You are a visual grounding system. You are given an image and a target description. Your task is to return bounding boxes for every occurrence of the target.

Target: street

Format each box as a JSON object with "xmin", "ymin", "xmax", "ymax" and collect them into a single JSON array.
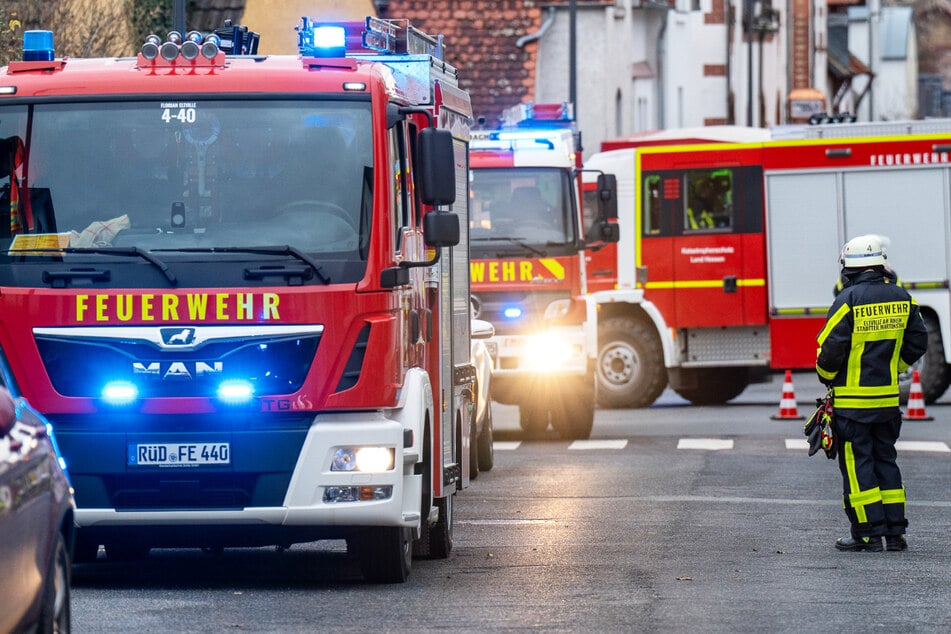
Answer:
[{"xmin": 71, "ymin": 372, "xmax": 951, "ymax": 632}]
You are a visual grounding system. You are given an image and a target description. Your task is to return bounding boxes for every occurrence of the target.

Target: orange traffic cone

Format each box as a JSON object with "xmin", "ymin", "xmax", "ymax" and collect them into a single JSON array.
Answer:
[
  {"xmin": 904, "ymin": 370, "xmax": 933, "ymax": 421},
  {"xmin": 771, "ymin": 370, "xmax": 804, "ymax": 420}
]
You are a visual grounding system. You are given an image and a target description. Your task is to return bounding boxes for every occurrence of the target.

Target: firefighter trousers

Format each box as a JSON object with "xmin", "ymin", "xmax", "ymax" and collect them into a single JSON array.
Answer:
[{"xmin": 833, "ymin": 414, "xmax": 908, "ymax": 539}]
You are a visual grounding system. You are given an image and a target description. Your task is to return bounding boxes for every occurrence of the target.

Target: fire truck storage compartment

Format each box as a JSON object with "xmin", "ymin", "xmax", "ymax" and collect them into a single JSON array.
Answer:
[{"xmin": 766, "ymin": 164, "xmax": 951, "ymax": 370}]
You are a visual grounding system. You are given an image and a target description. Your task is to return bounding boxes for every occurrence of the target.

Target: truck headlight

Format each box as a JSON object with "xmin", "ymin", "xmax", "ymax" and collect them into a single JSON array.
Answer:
[
  {"xmin": 331, "ymin": 447, "xmax": 395, "ymax": 472},
  {"xmin": 523, "ymin": 333, "xmax": 576, "ymax": 370}
]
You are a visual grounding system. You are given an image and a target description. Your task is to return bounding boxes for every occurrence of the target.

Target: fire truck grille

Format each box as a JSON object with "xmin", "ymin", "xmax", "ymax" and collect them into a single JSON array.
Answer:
[
  {"xmin": 35, "ymin": 333, "xmax": 321, "ymax": 398},
  {"xmin": 470, "ymin": 290, "xmax": 569, "ymax": 336}
]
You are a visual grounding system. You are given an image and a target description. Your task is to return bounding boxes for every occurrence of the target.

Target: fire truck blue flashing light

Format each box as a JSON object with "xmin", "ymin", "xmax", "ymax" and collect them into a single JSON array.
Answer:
[
  {"xmin": 503, "ymin": 307, "xmax": 523, "ymax": 320},
  {"xmin": 22, "ymin": 30, "xmax": 55, "ymax": 61},
  {"xmin": 297, "ymin": 18, "xmax": 347, "ymax": 57},
  {"xmin": 217, "ymin": 379, "xmax": 255, "ymax": 404},
  {"xmin": 102, "ymin": 381, "xmax": 138, "ymax": 405}
]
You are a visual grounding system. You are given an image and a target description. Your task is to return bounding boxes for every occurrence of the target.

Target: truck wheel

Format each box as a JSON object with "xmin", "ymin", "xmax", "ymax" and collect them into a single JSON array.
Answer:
[
  {"xmin": 597, "ymin": 317, "xmax": 667, "ymax": 409},
  {"xmin": 519, "ymin": 403, "xmax": 549, "ymax": 434},
  {"xmin": 477, "ymin": 401, "xmax": 494, "ymax": 472},
  {"xmin": 899, "ymin": 312, "xmax": 951, "ymax": 404},
  {"xmin": 550, "ymin": 380, "xmax": 595, "ymax": 440},
  {"xmin": 671, "ymin": 367, "xmax": 748, "ymax": 405},
  {"xmin": 37, "ymin": 531, "xmax": 71, "ymax": 633},
  {"xmin": 352, "ymin": 526, "xmax": 413, "ymax": 583},
  {"xmin": 468, "ymin": 416, "xmax": 480, "ymax": 480}
]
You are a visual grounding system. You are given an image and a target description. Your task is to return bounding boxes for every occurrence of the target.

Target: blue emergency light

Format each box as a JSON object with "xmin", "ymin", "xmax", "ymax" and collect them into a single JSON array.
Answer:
[
  {"xmin": 503, "ymin": 307, "xmax": 523, "ymax": 320},
  {"xmin": 297, "ymin": 18, "xmax": 347, "ymax": 57},
  {"xmin": 22, "ymin": 30, "xmax": 54, "ymax": 62},
  {"xmin": 217, "ymin": 379, "xmax": 255, "ymax": 404},
  {"xmin": 101, "ymin": 381, "xmax": 138, "ymax": 405}
]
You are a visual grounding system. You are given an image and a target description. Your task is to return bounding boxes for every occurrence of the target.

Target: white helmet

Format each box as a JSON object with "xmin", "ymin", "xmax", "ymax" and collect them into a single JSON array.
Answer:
[{"xmin": 840, "ymin": 234, "xmax": 886, "ymax": 268}]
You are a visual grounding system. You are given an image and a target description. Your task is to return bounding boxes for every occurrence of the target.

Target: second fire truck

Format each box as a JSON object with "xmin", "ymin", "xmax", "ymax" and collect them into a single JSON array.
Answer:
[
  {"xmin": 468, "ymin": 103, "xmax": 618, "ymax": 438},
  {"xmin": 584, "ymin": 119, "xmax": 951, "ymax": 407},
  {"xmin": 0, "ymin": 17, "xmax": 472, "ymax": 583}
]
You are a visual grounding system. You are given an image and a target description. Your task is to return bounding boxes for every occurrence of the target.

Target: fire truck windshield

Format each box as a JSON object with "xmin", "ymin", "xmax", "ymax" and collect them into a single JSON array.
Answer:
[
  {"xmin": 0, "ymin": 99, "xmax": 373, "ymax": 282},
  {"xmin": 469, "ymin": 167, "xmax": 575, "ymax": 253}
]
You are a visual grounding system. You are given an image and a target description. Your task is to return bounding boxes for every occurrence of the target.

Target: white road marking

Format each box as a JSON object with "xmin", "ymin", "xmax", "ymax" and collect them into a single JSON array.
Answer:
[
  {"xmin": 568, "ymin": 439, "xmax": 628, "ymax": 450},
  {"xmin": 785, "ymin": 439, "xmax": 810, "ymax": 450},
  {"xmin": 895, "ymin": 440, "xmax": 950, "ymax": 453},
  {"xmin": 677, "ymin": 438, "xmax": 734, "ymax": 450},
  {"xmin": 493, "ymin": 441, "xmax": 521, "ymax": 451}
]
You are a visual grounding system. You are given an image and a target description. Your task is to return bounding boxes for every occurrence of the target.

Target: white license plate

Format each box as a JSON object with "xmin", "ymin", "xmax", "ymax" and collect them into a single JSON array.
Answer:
[{"xmin": 129, "ymin": 442, "xmax": 230, "ymax": 467}]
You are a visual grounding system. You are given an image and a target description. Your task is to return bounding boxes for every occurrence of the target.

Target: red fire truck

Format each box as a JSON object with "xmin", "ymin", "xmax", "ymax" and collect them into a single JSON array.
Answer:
[
  {"xmin": 0, "ymin": 17, "xmax": 473, "ymax": 583},
  {"xmin": 584, "ymin": 119, "xmax": 951, "ymax": 408},
  {"xmin": 468, "ymin": 103, "xmax": 617, "ymax": 439}
]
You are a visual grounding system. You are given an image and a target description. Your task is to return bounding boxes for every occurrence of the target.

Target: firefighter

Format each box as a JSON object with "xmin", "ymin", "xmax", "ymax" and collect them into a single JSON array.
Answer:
[{"xmin": 816, "ymin": 234, "xmax": 928, "ymax": 552}]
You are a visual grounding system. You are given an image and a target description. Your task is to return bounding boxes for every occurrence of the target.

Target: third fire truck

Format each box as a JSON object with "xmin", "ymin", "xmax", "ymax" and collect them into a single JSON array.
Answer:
[
  {"xmin": 468, "ymin": 103, "xmax": 617, "ymax": 438},
  {"xmin": 584, "ymin": 119, "xmax": 951, "ymax": 407},
  {"xmin": 0, "ymin": 16, "xmax": 472, "ymax": 583}
]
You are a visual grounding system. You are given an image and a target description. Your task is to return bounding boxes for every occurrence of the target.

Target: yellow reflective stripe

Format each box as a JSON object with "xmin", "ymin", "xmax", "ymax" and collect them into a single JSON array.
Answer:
[
  {"xmin": 643, "ymin": 278, "xmax": 765, "ymax": 290},
  {"xmin": 816, "ymin": 365, "xmax": 837, "ymax": 381},
  {"xmin": 835, "ymin": 385, "xmax": 898, "ymax": 397},
  {"xmin": 881, "ymin": 487, "xmax": 906, "ymax": 505},
  {"xmin": 773, "ymin": 307, "xmax": 830, "ymax": 316},
  {"xmin": 833, "ymin": 395, "xmax": 900, "ymax": 409},
  {"xmin": 849, "ymin": 486, "xmax": 882, "ymax": 508},
  {"xmin": 538, "ymin": 258, "xmax": 565, "ymax": 280},
  {"xmin": 843, "ymin": 441, "xmax": 868, "ymax": 523},
  {"xmin": 817, "ymin": 303, "xmax": 851, "ymax": 345}
]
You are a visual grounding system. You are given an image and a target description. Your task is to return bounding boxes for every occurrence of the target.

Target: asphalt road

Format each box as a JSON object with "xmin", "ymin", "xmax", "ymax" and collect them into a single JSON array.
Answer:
[{"xmin": 71, "ymin": 372, "xmax": 951, "ymax": 632}]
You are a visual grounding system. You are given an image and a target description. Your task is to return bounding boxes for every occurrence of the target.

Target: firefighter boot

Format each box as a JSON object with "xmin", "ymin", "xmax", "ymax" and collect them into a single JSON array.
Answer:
[
  {"xmin": 835, "ymin": 535, "xmax": 883, "ymax": 552},
  {"xmin": 885, "ymin": 535, "xmax": 908, "ymax": 551}
]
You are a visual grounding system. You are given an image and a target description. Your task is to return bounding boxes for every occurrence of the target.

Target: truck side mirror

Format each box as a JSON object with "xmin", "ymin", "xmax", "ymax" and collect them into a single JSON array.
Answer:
[
  {"xmin": 423, "ymin": 211, "xmax": 460, "ymax": 248},
  {"xmin": 598, "ymin": 173, "xmax": 618, "ymax": 220},
  {"xmin": 417, "ymin": 128, "xmax": 456, "ymax": 206}
]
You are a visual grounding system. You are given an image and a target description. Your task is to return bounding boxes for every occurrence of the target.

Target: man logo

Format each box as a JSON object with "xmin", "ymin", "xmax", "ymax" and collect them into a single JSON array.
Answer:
[{"xmin": 161, "ymin": 327, "xmax": 195, "ymax": 346}]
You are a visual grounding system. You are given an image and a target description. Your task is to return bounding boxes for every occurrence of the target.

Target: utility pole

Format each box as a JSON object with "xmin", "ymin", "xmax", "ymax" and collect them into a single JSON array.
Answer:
[{"xmin": 569, "ymin": 0, "xmax": 577, "ymax": 117}]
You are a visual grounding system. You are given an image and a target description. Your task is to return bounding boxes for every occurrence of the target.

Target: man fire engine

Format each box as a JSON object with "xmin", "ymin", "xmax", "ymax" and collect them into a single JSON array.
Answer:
[
  {"xmin": 583, "ymin": 119, "xmax": 951, "ymax": 408},
  {"xmin": 468, "ymin": 103, "xmax": 618, "ymax": 439},
  {"xmin": 0, "ymin": 17, "xmax": 473, "ymax": 583}
]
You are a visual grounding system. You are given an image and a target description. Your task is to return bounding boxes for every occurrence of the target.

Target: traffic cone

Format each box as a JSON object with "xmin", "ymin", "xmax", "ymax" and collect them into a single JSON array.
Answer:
[
  {"xmin": 771, "ymin": 370, "xmax": 804, "ymax": 420},
  {"xmin": 904, "ymin": 370, "xmax": 933, "ymax": 421}
]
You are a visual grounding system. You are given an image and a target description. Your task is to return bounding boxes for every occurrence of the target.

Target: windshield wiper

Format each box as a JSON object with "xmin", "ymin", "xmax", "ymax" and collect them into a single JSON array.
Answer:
[
  {"xmin": 470, "ymin": 237, "xmax": 547, "ymax": 258},
  {"xmin": 153, "ymin": 245, "xmax": 331, "ymax": 284},
  {"xmin": 26, "ymin": 246, "xmax": 177, "ymax": 285}
]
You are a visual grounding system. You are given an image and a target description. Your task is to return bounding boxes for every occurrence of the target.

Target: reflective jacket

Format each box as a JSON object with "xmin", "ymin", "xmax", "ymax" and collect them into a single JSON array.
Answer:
[{"xmin": 816, "ymin": 268, "xmax": 928, "ymax": 423}]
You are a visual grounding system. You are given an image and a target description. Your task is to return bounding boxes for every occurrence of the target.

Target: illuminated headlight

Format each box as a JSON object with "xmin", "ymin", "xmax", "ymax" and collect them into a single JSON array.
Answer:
[
  {"xmin": 217, "ymin": 379, "xmax": 255, "ymax": 403},
  {"xmin": 523, "ymin": 333, "xmax": 578, "ymax": 370},
  {"xmin": 543, "ymin": 299, "xmax": 571, "ymax": 320},
  {"xmin": 102, "ymin": 381, "xmax": 138, "ymax": 405},
  {"xmin": 323, "ymin": 485, "xmax": 393, "ymax": 503},
  {"xmin": 331, "ymin": 447, "xmax": 395, "ymax": 472}
]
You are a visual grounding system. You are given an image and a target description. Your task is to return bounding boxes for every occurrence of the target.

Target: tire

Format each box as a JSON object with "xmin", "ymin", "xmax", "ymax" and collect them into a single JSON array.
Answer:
[
  {"xmin": 518, "ymin": 402, "xmax": 549, "ymax": 434},
  {"xmin": 426, "ymin": 494, "xmax": 453, "ymax": 559},
  {"xmin": 670, "ymin": 367, "xmax": 748, "ymax": 405},
  {"xmin": 899, "ymin": 312, "xmax": 951, "ymax": 404},
  {"xmin": 596, "ymin": 317, "xmax": 668, "ymax": 409},
  {"xmin": 477, "ymin": 401, "xmax": 495, "ymax": 472},
  {"xmin": 37, "ymin": 531, "xmax": 71, "ymax": 634},
  {"xmin": 468, "ymin": 416, "xmax": 480, "ymax": 480},
  {"xmin": 550, "ymin": 380, "xmax": 595, "ymax": 440},
  {"xmin": 352, "ymin": 526, "xmax": 413, "ymax": 583}
]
